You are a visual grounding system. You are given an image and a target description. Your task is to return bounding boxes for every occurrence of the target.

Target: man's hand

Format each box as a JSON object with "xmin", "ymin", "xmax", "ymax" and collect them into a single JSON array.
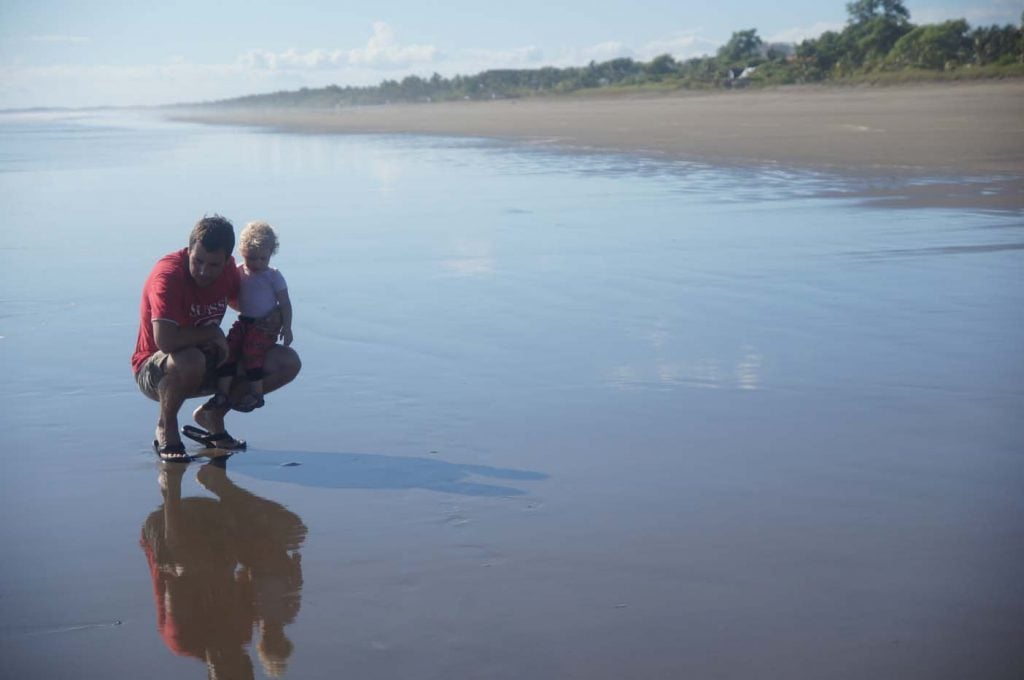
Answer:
[
  {"xmin": 280, "ymin": 327, "xmax": 294, "ymax": 347},
  {"xmin": 154, "ymin": 319, "xmax": 228, "ymax": 363},
  {"xmin": 199, "ymin": 330, "xmax": 230, "ymax": 367}
]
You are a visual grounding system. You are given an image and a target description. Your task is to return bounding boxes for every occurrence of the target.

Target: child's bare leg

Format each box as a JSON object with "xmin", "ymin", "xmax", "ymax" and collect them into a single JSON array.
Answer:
[
  {"xmin": 227, "ymin": 358, "xmax": 266, "ymax": 412},
  {"xmin": 215, "ymin": 375, "xmax": 233, "ymax": 397},
  {"xmin": 241, "ymin": 372, "xmax": 265, "ymax": 409},
  {"xmin": 228, "ymin": 345, "xmax": 300, "ymax": 413},
  {"xmin": 229, "ymin": 326, "xmax": 275, "ymax": 411},
  {"xmin": 198, "ymin": 361, "xmax": 237, "ymax": 414}
]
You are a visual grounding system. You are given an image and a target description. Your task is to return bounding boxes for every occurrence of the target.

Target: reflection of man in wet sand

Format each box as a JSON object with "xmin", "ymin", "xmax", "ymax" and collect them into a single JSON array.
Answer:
[
  {"xmin": 132, "ymin": 215, "xmax": 301, "ymax": 461},
  {"xmin": 140, "ymin": 462, "xmax": 307, "ymax": 679},
  {"xmin": 200, "ymin": 464, "xmax": 306, "ymax": 677}
]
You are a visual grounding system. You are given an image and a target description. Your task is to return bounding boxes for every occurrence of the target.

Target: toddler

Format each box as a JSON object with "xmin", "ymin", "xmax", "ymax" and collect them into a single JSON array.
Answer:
[{"xmin": 211, "ymin": 220, "xmax": 293, "ymax": 412}]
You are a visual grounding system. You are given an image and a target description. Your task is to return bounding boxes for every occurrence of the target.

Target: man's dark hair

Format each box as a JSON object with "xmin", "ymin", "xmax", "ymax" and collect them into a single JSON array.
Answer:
[{"xmin": 188, "ymin": 214, "xmax": 235, "ymax": 255}]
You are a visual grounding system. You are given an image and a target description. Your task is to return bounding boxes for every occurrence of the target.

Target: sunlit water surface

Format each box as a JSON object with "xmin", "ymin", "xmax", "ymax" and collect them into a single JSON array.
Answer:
[{"xmin": 1, "ymin": 111, "xmax": 1022, "ymax": 679}]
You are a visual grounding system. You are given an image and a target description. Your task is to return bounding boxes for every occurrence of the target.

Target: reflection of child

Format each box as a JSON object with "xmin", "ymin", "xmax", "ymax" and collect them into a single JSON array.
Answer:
[
  {"xmin": 253, "ymin": 551, "xmax": 303, "ymax": 678},
  {"xmin": 214, "ymin": 221, "xmax": 293, "ymax": 412}
]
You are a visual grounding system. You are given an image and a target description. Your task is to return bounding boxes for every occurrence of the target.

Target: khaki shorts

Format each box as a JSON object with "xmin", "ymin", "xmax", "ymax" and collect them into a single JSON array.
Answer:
[{"xmin": 134, "ymin": 351, "xmax": 218, "ymax": 401}]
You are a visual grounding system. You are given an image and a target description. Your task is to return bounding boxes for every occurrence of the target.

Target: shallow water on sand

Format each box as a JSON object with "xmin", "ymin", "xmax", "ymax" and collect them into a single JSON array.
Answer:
[{"xmin": 1, "ymin": 111, "xmax": 1022, "ymax": 679}]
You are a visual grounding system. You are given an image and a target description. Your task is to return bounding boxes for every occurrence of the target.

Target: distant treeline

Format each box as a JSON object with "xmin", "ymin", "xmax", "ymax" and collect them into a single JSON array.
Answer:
[{"xmin": 204, "ymin": 1, "xmax": 1024, "ymax": 108}]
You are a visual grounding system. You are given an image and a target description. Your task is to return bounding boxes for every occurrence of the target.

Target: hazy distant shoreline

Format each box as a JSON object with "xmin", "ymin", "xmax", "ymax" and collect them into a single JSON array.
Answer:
[{"xmin": 172, "ymin": 81, "xmax": 1024, "ymax": 208}]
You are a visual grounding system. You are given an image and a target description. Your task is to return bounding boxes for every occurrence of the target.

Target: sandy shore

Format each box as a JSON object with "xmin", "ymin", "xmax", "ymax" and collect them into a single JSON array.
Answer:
[
  {"xmin": 5, "ymin": 109, "xmax": 1024, "ymax": 679},
  {"xmin": 175, "ymin": 81, "xmax": 1024, "ymax": 176}
]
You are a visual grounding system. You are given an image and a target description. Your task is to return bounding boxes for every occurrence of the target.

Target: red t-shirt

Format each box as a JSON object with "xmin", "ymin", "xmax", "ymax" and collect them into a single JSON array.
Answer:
[{"xmin": 132, "ymin": 248, "xmax": 240, "ymax": 374}]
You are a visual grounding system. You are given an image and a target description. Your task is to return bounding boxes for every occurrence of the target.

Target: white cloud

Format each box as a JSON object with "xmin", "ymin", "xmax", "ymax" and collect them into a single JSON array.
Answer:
[
  {"xmin": 501, "ymin": 34, "xmax": 718, "ymax": 70},
  {"xmin": 446, "ymin": 41, "xmax": 631, "ymax": 73},
  {"xmin": 347, "ymin": 22, "xmax": 438, "ymax": 68},
  {"xmin": 460, "ymin": 34, "xmax": 717, "ymax": 74},
  {"xmin": 638, "ymin": 32, "xmax": 719, "ymax": 59},
  {"xmin": 576, "ymin": 41, "xmax": 635, "ymax": 62},
  {"xmin": 277, "ymin": 48, "xmax": 343, "ymax": 69},
  {"xmin": 236, "ymin": 23, "xmax": 438, "ymax": 73},
  {"xmin": 457, "ymin": 45, "xmax": 545, "ymax": 69},
  {"xmin": 0, "ymin": 60, "xmax": 303, "ymax": 108},
  {"xmin": 29, "ymin": 34, "xmax": 90, "ymax": 44},
  {"xmin": 238, "ymin": 49, "xmax": 277, "ymax": 70},
  {"xmin": 766, "ymin": 21, "xmax": 844, "ymax": 44},
  {"xmin": 240, "ymin": 47, "xmax": 346, "ymax": 70}
]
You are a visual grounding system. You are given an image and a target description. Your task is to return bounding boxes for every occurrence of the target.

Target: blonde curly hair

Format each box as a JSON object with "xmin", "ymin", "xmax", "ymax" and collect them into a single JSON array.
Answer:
[{"xmin": 240, "ymin": 220, "xmax": 280, "ymax": 255}]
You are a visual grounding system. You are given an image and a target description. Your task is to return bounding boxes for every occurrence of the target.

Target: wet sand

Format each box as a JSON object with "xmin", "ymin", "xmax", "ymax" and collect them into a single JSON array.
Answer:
[
  {"xmin": 2, "ymin": 109, "xmax": 1023, "ymax": 679},
  {"xmin": 173, "ymin": 81, "xmax": 1024, "ymax": 209}
]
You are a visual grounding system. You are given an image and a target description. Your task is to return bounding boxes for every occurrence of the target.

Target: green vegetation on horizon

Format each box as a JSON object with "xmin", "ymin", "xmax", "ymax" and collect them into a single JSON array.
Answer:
[{"xmin": 202, "ymin": 1, "xmax": 1024, "ymax": 108}]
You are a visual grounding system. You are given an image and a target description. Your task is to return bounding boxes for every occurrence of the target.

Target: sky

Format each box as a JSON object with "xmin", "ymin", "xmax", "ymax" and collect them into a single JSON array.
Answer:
[{"xmin": 0, "ymin": 0, "xmax": 1021, "ymax": 109}]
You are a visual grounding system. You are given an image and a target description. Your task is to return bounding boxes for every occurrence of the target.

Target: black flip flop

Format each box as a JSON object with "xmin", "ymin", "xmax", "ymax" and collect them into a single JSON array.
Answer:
[
  {"xmin": 153, "ymin": 440, "xmax": 192, "ymax": 463},
  {"xmin": 182, "ymin": 425, "xmax": 247, "ymax": 451}
]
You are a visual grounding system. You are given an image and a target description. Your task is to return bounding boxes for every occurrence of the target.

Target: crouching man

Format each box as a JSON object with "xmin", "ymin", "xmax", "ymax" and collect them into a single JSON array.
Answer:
[{"xmin": 131, "ymin": 215, "xmax": 300, "ymax": 461}]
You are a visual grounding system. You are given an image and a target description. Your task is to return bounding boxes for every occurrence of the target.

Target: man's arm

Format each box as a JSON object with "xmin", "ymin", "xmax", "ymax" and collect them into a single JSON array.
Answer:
[
  {"xmin": 276, "ymin": 289, "xmax": 293, "ymax": 346},
  {"xmin": 153, "ymin": 320, "xmax": 228, "ymax": 363}
]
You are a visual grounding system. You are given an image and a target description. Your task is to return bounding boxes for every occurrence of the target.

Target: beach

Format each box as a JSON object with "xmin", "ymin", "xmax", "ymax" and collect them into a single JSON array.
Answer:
[
  {"xmin": 2, "ymin": 99, "xmax": 1023, "ymax": 679},
  {"xmin": 176, "ymin": 81, "xmax": 1024, "ymax": 173},
  {"xmin": 174, "ymin": 81, "xmax": 1024, "ymax": 209}
]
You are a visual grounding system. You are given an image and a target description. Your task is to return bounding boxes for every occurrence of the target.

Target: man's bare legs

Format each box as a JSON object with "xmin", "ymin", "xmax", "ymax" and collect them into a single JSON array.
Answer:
[
  {"xmin": 159, "ymin": 463, "xmax": 186, "ymax": 550},
  {"xmin": 156, "ymin": 347, "xmax": 207, "ymax": 448},
  {"xmin": 193, "ymin": 345, "xmax": 301, "ymax": 437}
]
